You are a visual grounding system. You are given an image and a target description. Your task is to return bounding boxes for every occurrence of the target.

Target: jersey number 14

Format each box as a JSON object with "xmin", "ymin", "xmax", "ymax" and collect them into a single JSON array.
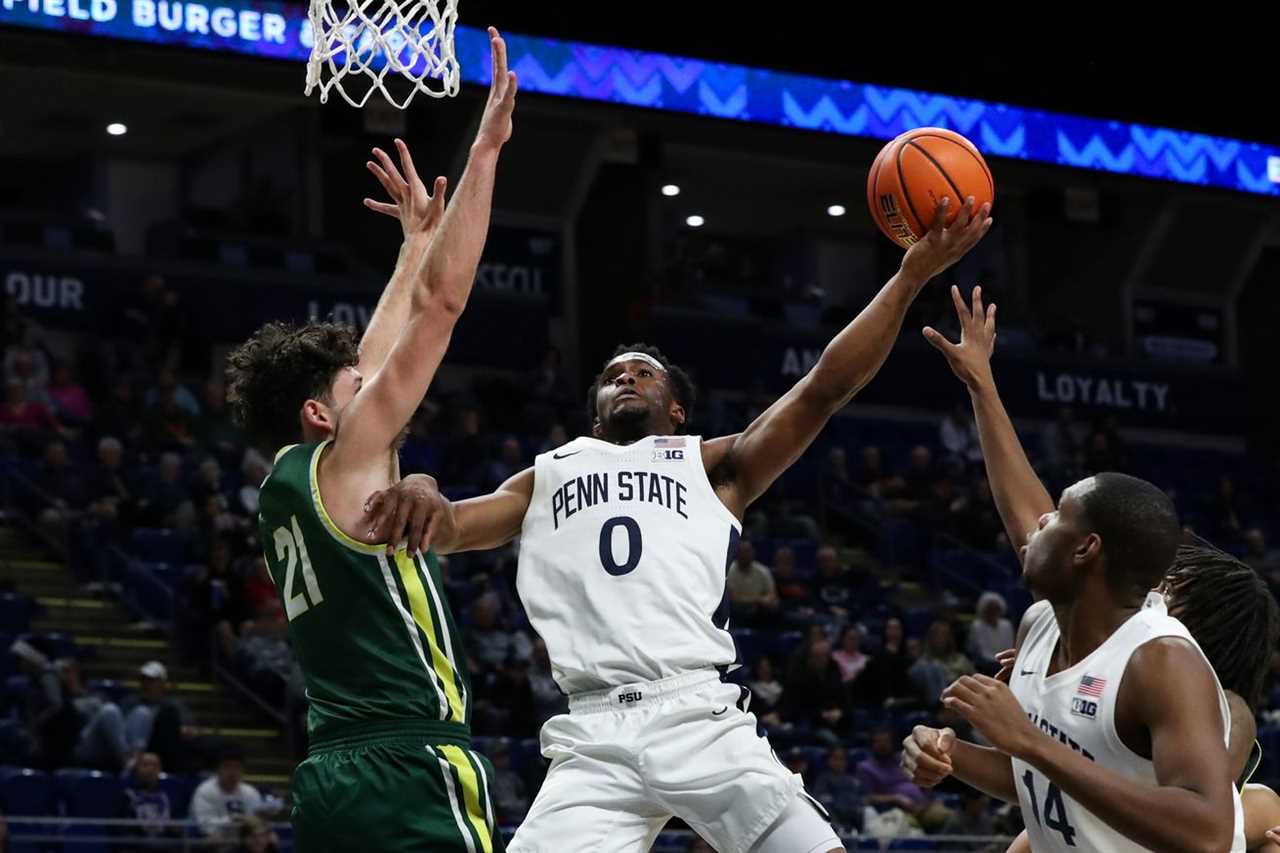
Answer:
[{"xmin": 273, "ymin": 516, "xmax": 325, "ymax": 620}]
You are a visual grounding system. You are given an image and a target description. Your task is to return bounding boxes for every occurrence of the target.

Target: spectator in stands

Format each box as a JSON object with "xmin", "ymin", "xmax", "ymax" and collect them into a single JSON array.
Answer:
[
  {"xmin": 811, "ymin": 746, "xmax": 862, "ymax": 829},
  {"xmin": 483, "ymin": 436, "xmax": 524, "ymax": 492},
  {"xmin": 467, "ymin": 593, "xmax": 532, "ymax": 676},
  {"xmin": 233, "ymin": 816, "xmax": 280, "ymax": 853},
  {"xmin": 191, "ymin": 745, "xmax": 268, "ymax": 846},
  {"xmin": 856, "ymin": 727, "xmax": 950, "ymax": 832},
  {"xmin": 952, "ymin": 477, "xmax": 1004, "ymax": 551},
  {"xmin": 783, "ymin": 636, "xmax": 847, "ymax": 742},
  {"xmin": 3, "ymin": 335, "xmax": 50, "ymax": 399},
  {"xmin": 831, "ymin": 625, "xmax": 869, "ymax": 688},
  {"xmin": 0, "ymin": 811, "xmax": 8, "ymax": 853},
  {"xmin": 145, "ymin": 369, "xmax": 200, "ymax": 418},
  {"xmin": 853, "ymin": 445, "xmax": 892, "ymax": 498},
  {"xmin": 860, "ymin": 617, "xmax": 915, "ymax": 708},
  {"xmin": 1040, "ymin": 406, "xmax": 1083, "ymax": 482},
  {"xmin": 748, "ymin": 656, "xmax": 784, "ymax": 723},
  {"xmin": 819, "ymin": 446, "xmax": 860, "ymax": 535},
  {"xmin": 46, "ymin": 362, "xmax": 93, "ymax": 426},
  {"xmin": 909, "ymin": 620, "xmax": 975, "ymax": 707},
  {"xmin": 11, "ymin": 639, "xmax": 80, "ymax": 769},
  {"xmin": 891, "ymin": 445, "xmax": 939, "ymax": 515},
  {"xmin": 771, "ymin": 546, "xmax": 813, "ymax": 615},
  {"xmin": 114, "ymin": 751, "xmax": 181, "ymax": 852},
  {"xmin": 939, "ymin": 790, "xmax": 996, "ymax": 843},
  {"xmin": 940, "ymin": 402, "xmax": 981, "ymax": 466},
  {"xmin": 127, "ymin": 662, "xmax": 195, "ymax": 775},
  {"xmin": 87, "ymin": 436, "xmax": 134, "ymax": 512},
  {"xmin": 237, "ymin": 456, "xmax": 269, "ymax": 516},
  {"xmin": 180, "ymin": 537, "xmax": 245, "ymax": 664},
  {"xmin": 443, "ymin": 406, "xmax": 488, "ymax": 490},
  {"xmin": 726, "ymin": 539, "xmax": 778, "ymax": 625},
  {"xmin": 137, "ymin": 453, "xmax": 191, "ymax": 528},
  {"xmin": 63, "ymin": 658, "xmax": 134, "ymax": 771},
  {"xmin": 34, "ymin": 440, "xmax": 89, "ymax": 534},
  {"xmin": 488, "ymin": 741, "xmax": 530, "ymax": 823},
  {"xmin": 197, "ymin": 380, "xmax": 242, "ymax": 463},
  {"xmin": 0, "ymin": 378, "xmax": 60, "ymax": 451},
  {"xmin": 813, "ymin": 545, "xmax": 858, "ymax": 622},
  {"xmin": 190, "ymin": 457, "xmax": 228, "ymax": 506},
  {"xmin": 537, "ymin": 422, "xmax": 569, "ymax": 455},
  {"xmin": 96, "ymin": 377, "xmax": 145, "ymax": 448},
  {"xmin": 526, "ymin": 637, "xmax": 566, "ymax": 727},
  {"xmin": 146, "ymin": 385, "xmax": 197, "ymax": 451},
  {"xmin": 1244, "ymin": 528, "xmax": 1280, "ymax": 581},
  {"xmin": 967, "ymin": 591, "xmax": 1015, "ymax": 674},
  {"xmin": 1210, "ymin": 475, "xmax": 1244, "ymax": 542},
  {"xmin": 1083, "ymin": 427, "xmax": 1122, "ymax": 475}
]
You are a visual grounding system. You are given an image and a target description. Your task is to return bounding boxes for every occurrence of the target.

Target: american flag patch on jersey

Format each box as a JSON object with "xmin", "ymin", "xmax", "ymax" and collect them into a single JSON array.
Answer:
[
  {"xmin": 1077, "ymin": 675, "xmax": 1107, "ymax": 697},
  {"xmin": 653, "ymin": 437, "xmax": 686, "ymax": 448}
]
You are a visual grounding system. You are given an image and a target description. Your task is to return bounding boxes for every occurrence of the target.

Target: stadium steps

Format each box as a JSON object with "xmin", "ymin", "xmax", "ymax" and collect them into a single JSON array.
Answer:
[{"xmin": 0, "ymin": 521, "xmax": 297, "ymax": 786}]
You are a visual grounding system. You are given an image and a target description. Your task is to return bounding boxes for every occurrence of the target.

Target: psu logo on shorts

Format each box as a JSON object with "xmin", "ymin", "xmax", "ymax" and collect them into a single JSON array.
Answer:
[
  {"xmin": 1071, "ymin": 697, "xmax": 1098, "ymax": 720},
  {"xmin": 617, "ymin": 691, "xmax": 643, "ymax": 705}
]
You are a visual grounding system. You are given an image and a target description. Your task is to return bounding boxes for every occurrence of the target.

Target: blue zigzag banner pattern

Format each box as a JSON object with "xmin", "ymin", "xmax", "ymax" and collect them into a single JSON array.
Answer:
[{"xmin": 3, "ymin": 3, "xmax": 1278, "ymax": 196}]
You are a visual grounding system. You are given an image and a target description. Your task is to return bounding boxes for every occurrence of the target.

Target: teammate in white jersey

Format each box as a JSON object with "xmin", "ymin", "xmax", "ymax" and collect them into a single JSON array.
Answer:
[
  {"xmin": 362, "ymin": 198, "xmax": 992, "ymax": 853},
  {"xmin": 899, "ymin": 286, "xmax": 1245, "ymax": 852}
]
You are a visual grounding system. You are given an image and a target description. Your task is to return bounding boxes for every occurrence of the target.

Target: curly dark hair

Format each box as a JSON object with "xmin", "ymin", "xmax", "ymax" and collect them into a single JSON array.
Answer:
[
  {"xmin": 226, "ymin": 321, "xmax": 359, "ymax": 452},
  {"xmin": 585, "ymin": 343, "xmax": 696, "ymax": 433},
  {"xmin": 1163, "ymin": 541, "xmax": 1280, "ymax": 709}
]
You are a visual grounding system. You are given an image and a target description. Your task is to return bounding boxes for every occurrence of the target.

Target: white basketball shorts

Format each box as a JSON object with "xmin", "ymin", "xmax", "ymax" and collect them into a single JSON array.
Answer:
[{"xmin": 507, "ymin": 668, "xmax": 837, "ymax": 853}]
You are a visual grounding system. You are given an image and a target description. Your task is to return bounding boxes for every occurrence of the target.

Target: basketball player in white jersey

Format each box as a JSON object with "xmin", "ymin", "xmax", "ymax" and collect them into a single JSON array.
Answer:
[
  {"xmin": 898, "ymin": 285, "xmax": 1244, "ymax": 852},
  {"xmin": 360, "ymin": 197, "xmax": 992, "ymax": 853}
]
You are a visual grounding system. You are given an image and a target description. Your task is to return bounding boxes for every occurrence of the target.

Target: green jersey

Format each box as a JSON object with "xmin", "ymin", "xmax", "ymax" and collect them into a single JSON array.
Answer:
[{"xmin": 257, "ymin": 441, "xmax": 471, "ymax": 738}]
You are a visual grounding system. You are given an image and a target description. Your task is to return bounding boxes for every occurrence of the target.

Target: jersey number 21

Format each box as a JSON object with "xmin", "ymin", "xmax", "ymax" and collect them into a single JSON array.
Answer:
[{"xmin": 273, "ymin": 516, "xmax": 324, "ymax": 620}]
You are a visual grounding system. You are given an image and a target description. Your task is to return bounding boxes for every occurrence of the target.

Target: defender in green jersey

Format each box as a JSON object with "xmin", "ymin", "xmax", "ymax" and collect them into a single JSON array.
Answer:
[{"xmin": 225, "ymin": 28, "xmax": 517, "ymax": 852}]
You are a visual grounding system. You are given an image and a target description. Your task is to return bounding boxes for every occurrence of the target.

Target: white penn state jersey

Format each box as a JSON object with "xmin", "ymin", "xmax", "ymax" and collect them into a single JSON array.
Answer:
[
  {"xmin": 516, "ymin": 435, "xmax": 742, "ymax": 694},
  {"xmin": 1009, "ymin": 595, "xmax": 1244, "ymax": 853}
]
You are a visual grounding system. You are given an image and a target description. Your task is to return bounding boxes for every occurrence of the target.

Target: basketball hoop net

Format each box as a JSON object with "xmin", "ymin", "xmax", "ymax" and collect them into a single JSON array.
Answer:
[{"xmin": 304, "ymin": 0, "xmax": 460, "ymax": 109}]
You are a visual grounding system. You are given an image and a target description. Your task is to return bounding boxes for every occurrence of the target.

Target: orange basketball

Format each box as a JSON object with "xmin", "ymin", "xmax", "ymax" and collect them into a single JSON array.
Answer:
[{"xmin": 866, "ymin": 127, "xmax": 995, "ymax": 249}]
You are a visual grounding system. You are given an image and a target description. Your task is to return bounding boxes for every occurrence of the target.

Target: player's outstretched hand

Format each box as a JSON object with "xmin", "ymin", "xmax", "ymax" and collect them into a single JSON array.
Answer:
[
  {"xmin": 362, "ymin": 473, "xmax": 455, "ymax": 556},
  {"xmin": 900, "ymin": 195, "xmax": 993, "ymax": 284},
  {"xmin": 922, "ymin": 284, "xmax": 997, "ymax": 391},
  {"xmin": 364, "ymin": 138, "xmax": 448, "ymax": 243},
  {"xmin": 901, "ymin": 725, "xmax": 956, "ymax": 787},
  {"xmin": 943, "ymin": 674, "xmax": 1039, "ymax": 758},
  {"xmin": 474, "ymin": 26, "xmax": 518, "ymax": 153}
]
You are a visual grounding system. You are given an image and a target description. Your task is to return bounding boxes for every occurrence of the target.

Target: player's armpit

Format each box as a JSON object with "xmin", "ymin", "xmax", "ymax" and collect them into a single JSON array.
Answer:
[{"xmin": 444, "ymin": 467, "xmax": 535, "ymax": 554}]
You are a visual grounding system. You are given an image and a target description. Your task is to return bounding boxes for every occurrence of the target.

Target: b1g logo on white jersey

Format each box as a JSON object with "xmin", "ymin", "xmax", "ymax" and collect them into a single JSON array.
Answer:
[
  {"xmin": 1070, "ymin": 697, "xmax": 1098, "ymax": 720},
  {"xmin": 651, "ymin": 436, "xmax": 686, "ymax": 462}
]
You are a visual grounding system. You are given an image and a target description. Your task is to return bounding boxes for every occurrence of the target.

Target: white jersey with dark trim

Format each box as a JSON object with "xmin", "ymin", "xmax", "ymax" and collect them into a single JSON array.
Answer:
[
  {"xmin": 516, "ymin": 435, "xmax": 742, "ymax": 694},
  {"xmin": 1009, "ymin": 595, "xmax": 1245, "ymax": 852}
]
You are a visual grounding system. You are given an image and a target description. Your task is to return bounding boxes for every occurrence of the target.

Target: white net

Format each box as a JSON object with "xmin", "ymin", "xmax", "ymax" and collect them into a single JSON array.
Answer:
[{"xmin": 305, "ymin": 0, "xmax": 460, "ymax": 109}]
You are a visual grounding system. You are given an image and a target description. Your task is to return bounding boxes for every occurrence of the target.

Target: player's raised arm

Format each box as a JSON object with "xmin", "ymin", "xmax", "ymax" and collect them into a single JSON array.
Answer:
[
  {"xmin": 924, "ymin": 285, "xmax": 1052, "ymax": 555},
  {"xmin": 943, "ymin": 641, "xmax": 1236, "ymax": 853},
  {"xmin": 333, "ymin": 27, "xmax": 518, "ymax": 466},
  {"xmin": 707, "ymin": 197, "xmax": 992, "ymax": 517},
  {"xmin": 353, "ymin": 139, "xmax": 449, "ymax": 378}
]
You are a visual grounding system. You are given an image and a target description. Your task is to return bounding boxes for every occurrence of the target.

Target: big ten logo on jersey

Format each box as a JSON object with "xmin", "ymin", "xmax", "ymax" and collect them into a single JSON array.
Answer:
[
  {"xmin": 1070, "ymin": 697, "xmax": 1098, "ymax": 720},
  {"xmin": 652, "ymin": 436, "xmax": 686, "ymax": 462},
  {"xmin": 617, "ymin": 691, "xmax": 643, "ymax": 705}
]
